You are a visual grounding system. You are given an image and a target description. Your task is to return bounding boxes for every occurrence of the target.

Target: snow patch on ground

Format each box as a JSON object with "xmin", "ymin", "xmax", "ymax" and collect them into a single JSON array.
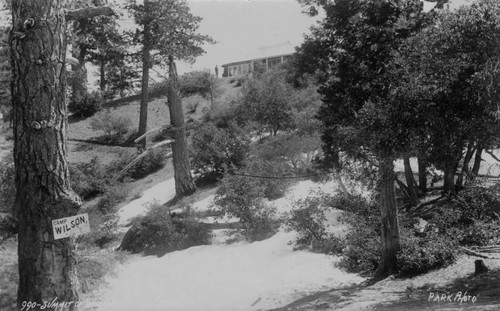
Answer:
[
  {"xmin": 117, "ymin": 178, "xmax": 176, "ymax": 226},
  {"xmin": 100, "ymin": 179, "xmax": 364, "ymax": 311},
  {"xmin": 92, "ymin": 231, "xmax": 364, "ymax": 311}
]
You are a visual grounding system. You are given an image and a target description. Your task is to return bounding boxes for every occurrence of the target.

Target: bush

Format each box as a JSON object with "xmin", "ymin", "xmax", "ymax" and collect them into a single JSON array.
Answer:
[
  {"xmin": 288, "ymin": 193, "xmax": 381, "ymax": 273},
  {"xmin": 451, "ymin": 183, "xmax": 500, "ymax": 223},
  {"xmin": 427, "ymin": 183, "xmax": 500, "ymax": 246},
  {"xmin": 106, "ymin": 148, "xmax": 167, "ymax": 180},
  {"xmin": 234, "ymin": 75, "xmax": 248, "ymax": 87},
  {"xmin": 77, "ymin": 248, "xmax": 126, "ymax": 294},
  {"xmin": 68, "ymin": 91, "xmax": 101, "ymax": 118},
  {"xmin": 183, "ymin": 94, "xmax": 205, "ymax": 114},
  {"xmin": 94, "ymin": 185, "xmax": 129, "ymax": 214},
  {"xmin": 252, "ymin": 133, "xmax": 321, "ymax": 175},
  {"xmin": 89, "ymin": 109, "xmax": 132, "ymax": 144},
  {"xmin": 179, "ymin": 71, "xmax": 221, "ymax": 99},
  {"xmin": 336, "ymin": 211, "xmax": 381, "ymax": 273},
  {"xmin": 76, "ymin": 184, "xmax": 128, "ymax": 249},
  {"xmin": 121, "ymin": 204, "xmax": 212, "ymax": 255},
  {"xmin": 397, "ymin": 227, "xmax": 458, "ymax": 277},
  {"xmin": 0, "ymin": 155, "xmax": 15, "ymax": 212},
  {"xmin": 191, "ymin": 122, "xmax": 250, "ymax": 179},
  {"xmin": 245, "ymin": 159, "xmax": 294, "ymax": 200},
  {"xmin": 214, "ymin": 173, "xmax": 279, "ymax": 241},
  {"xmin": 287, "ymin": 196, "xmax": 329, "ymax": 251},
  {"xmin": 69, "ymin": 158, "xmax": 107, "ymax": 200}
]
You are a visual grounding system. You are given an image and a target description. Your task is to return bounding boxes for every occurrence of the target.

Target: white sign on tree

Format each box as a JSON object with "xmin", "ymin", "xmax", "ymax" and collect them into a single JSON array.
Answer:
[{"xmin": 52, "ymin": 214, "xmax": 90, "ymax": 240}]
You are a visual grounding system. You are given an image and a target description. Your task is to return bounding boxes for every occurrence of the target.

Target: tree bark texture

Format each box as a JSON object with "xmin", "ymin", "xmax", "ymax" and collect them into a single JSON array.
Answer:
[
  {"xmin": 11, "ymin": 1, "xmax": 82, "ymax": 309},
  {"xmin": 472, "ymin": 146, "xmax": 483, "ymax": 179},
  {"xmin": 417, "ymin": 157, "xmax": 427, "ymax": 193},
  {"xmin": 456, "ymin": 143, "xmax": 475, "ymax": 190},
  {"xmin": 403, "ymin": 154, "xmax": 418, "ymax": 206},
  {"xmin": 138, "ymin": 17, "xmax": 150, "ymax": 149},
  {"xmin": 99, "ymin": 57, "xmax": 106, "ymax": 91},
  {"xmin": 167, "ymin": 55, "xmax": 196, "ymax": 197},
  {"xmin": 69, "ymin": 43, "xmax": 88, "ymax": 103},
  {"xmin": 443, "ymin": 161, "xmax": 457, "ymax": 194},
  {"xmin": 374, "ymin": 157, "xmax": 400, "ymax": 279}
]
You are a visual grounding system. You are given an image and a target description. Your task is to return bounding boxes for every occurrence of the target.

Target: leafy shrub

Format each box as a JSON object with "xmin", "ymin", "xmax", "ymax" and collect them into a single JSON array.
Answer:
[
  {"xmin": 451, "ymin": 183, "xmax": 500, "ymax": 224},
  {"xmin": 191, "ymin": 121, "xmax": 250, "ymax": 179},
  {"xmin": 94, "ymin": 185, "xmax": 129, "ymax": 214},
  {"xmin": 234, "ymin": 75, "xmax": 248, "ymax": 87},
  {"xmin": 183, "ymin": 94, "xmax": 205, "ymax": 114},
  {"xmin": 287, "ymin": 196, "xmax": 330, "ymax": 251},
  {"xmin": 128, "ymin": 149, "xmax": 166, "ymax": 179},
  {"xmin": 77, "ymin": 248, "xmax": 126, "ymax": 293},
  {"xmin": 69, "ymin": 158, "xmax": 107, "ymax": 200},
  {"xmin": 245, "ymin": 159, "xmax": 294, "ymax": 200},
  {"xmin": 123, "ymin": 204, "xmax": 212, "ymax": 255},
  {"xmin": 336, "ymin": 211, "xmax": 381, "ymax": 273},
  {"xmin": 90, "ymin": 109, "xmax": 132, "ymax": 144},
  {"xmin": 201, "ymin": 99, "xmax": 241, "ymax": 129},
  {"xmin": 68, "ymin": 91, "xmax": 101, "ymax": 118},
  {"xmin": 0, "ymin": 155, "xmax": 15, "ymax": 212},
  {"xmin": 179, "ymin": 71, "xmax": 220, "ymax": 99},
  {"xmin": 397, "ymin": 227, "xmax": 458, "ymax": 277},
  {"xmin": 106, "ymin": 148, "xmax": 167, "ymax": 180},
  {"xmin": 214, "ymin": 173, "xmax": 279, "ymax": 241},
  {"xmin": 427, "ymin": 183, "xmax": 500, "ymax": 246},
  {"xmin": 76, "ymin": 184, "xmax": 128, "ymax": 249},
  {"xmin": 78, "ymin": 208, "xmax": 120, "ymax": 249},
  {"xmin": 252, "ymin": 133, "xmax": 321, "ymax": 174}
]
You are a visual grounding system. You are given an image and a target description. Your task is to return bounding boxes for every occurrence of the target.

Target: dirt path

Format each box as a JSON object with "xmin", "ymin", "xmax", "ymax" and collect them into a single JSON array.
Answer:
[{"xmin": 272, "ymin": 255, "xmax": 500, "ymax": 311}]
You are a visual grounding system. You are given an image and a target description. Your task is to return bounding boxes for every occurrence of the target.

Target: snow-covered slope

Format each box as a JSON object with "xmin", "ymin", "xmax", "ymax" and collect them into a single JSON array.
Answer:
[
  {"xmin": 91, "ymin": 230, "xmax": 363, "ymax": 311},
  {"xmin": 91, "ymin": 179, "xmax": 364, "ymax": 311}
]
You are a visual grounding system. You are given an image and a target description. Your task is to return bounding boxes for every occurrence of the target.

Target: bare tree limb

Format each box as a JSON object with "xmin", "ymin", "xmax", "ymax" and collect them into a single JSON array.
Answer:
[
  {"xmin": 111, "ymin": 141, "xmax": 173, "ymax": 182},
  {"xmin": 485, "ymin": 149, "xmax": 500, "ymax": 163},
  {"xmin": 460, "ymin": 246, "xmax": 491, "ymax": 259},
  {"xmin": 65, "ymin": 7, "xmax": 115, "ymax": 20},
  {"xmin": 134, "ymin": 125, "xmax": 173, "ymax": 144}
]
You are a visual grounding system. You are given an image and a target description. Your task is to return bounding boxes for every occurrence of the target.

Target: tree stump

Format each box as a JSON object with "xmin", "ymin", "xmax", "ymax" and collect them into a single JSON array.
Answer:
[{"xmin": 474, "ymin": 259, "xmax": 489, "ymax": 275}]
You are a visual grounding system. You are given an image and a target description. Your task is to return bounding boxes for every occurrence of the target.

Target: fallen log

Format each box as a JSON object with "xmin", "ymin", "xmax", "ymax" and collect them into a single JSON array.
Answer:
[
  {"xmin": 460, "ymin": 246, "xmax": 491, "ymax": 259},
  {"xmin": 111, "ymin": 140, "xmax": 173, "ymax": 182}
]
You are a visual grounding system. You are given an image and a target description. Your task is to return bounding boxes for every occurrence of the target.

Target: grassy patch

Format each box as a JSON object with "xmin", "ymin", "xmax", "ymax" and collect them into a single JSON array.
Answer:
[{"xmin": 77, "ymin": 247, "xmax": 128, "ymax": 295}]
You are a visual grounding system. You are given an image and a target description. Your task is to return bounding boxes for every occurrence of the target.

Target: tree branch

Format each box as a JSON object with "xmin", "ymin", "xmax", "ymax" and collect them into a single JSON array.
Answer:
[
  {"xmin": 485, "ymin": 149, "xmax": 500, "ymax": 163},
  {"xmin": 65, "ymin": 7, "xmax": 115, "ymax": 21},
  {"xmin": 460, "ymin": 246, "xmax": 491, "ymax": 259}
]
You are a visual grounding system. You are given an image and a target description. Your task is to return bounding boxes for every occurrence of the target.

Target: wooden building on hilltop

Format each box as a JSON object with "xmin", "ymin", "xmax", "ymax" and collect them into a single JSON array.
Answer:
[
  {"xmin": 221, "ymin": 41, "xmax": 295, "ymax": 77},
  {"xmin": 221, "ymin": 53, "xmax": 293, "ymax": 77}
]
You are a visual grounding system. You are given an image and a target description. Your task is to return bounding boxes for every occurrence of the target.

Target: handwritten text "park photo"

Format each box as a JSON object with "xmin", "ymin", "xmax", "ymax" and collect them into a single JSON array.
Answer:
[{"xmin": 428, "ymin": 291, "xmax": 477, "ymax": 304}]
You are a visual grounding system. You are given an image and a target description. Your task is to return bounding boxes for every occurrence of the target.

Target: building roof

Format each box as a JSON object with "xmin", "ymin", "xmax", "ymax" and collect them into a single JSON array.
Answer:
[{"xmin": 222, "ymin": 41, "xmax": 295, "ymax": 67}]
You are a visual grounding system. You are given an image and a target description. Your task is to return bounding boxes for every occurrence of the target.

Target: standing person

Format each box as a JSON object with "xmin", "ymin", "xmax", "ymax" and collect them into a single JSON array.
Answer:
[{"xmin": 215, "ymin": 65, "xmax": 219, "ymax": 78}]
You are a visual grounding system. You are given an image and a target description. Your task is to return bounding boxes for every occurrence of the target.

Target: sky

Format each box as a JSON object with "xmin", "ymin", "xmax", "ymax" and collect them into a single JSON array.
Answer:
[
  {"xmin": 175, "ymin": 0, "xmax": 471, "ymax": 74},
  {"xmin": 176, "ymin": 0, "xmax": 319, "ymax": 74},
  {"xmin": 0, "ymin": 0, "xmax": 473, "ymax": 77}
]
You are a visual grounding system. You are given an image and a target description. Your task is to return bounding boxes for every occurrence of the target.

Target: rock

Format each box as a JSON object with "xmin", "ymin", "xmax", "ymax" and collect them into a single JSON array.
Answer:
[
  {"xmin": 474, "ymin": 259, "xmax": 489, "ymax": 275},
  {"xmin": 118, "ymin": 225, "xmax": 146, "ymax": 254}
]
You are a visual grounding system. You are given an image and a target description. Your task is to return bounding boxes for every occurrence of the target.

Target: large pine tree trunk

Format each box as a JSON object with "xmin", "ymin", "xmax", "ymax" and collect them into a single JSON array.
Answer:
[
  {"xmin": 11, "ymin": 1, "xmax": 82, "ymax": 309},
  {"xmin": 138, "ymin": 10, "xmax": 150, "ymax": 149},
  {"xmin": 403, "ymin": 154, "xmax": 418, "ymax": 206},
  {"xmin": 417, "ymin": 156, "xmax": 427, "ymax": 193},
  {"xmin": 99, "ymin": 56, "xmax": 106, "ymax": 91},
  {"xmin": 472, "ymin": 146, "xmax": 483, "ymax": 179},
  {"xmin": 443, "ymin": 161, "xmax": 457, "ymax": 194},
  {"xmin": 456, "ymin": 143, "xmax": 475, "ymax": 190},
  {"xmin": 374, "ymin": 157, "xmax": 400, "ymax": 279},
  {"xmin": 167, "ymin": 55, "xmax": 196, "ymax": 198},
  {"xmin": 69, "ymin": 43, "xmax": 88, "ymax": 103}
]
